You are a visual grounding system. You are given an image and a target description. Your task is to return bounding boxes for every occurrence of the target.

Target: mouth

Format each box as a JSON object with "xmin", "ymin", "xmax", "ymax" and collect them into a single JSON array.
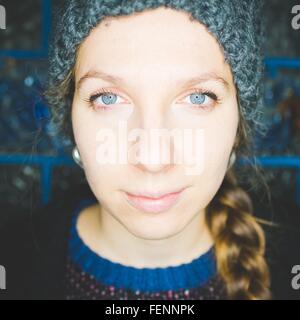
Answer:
[{"xmin": 123, "ymin": 187, "xmax": 188, "ymax": 214}]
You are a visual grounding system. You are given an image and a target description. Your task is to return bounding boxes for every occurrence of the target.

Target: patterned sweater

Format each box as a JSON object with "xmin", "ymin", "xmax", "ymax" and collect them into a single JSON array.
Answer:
[
  {"xmin": 64, "ymin": 200, "xmax": 227, "ymax": 300},
  {"xmin": 0, "ymin": 183, "xmax": 298, "ymax": 300}
]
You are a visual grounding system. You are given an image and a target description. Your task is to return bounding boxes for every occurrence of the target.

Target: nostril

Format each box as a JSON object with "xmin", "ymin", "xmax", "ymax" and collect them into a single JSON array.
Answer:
[{"xmin": 133, "ymin": 160, "xmax": 174, "ymax": 174}]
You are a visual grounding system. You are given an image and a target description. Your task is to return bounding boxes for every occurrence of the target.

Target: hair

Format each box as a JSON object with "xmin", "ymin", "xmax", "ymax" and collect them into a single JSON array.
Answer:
[
  {"xmin": 45, "ymin": 1, "xmax": 271, "ymax": 300},
  {"xmin": 205, "ymin": 105, "xmax": 271, "ymax": 300}
]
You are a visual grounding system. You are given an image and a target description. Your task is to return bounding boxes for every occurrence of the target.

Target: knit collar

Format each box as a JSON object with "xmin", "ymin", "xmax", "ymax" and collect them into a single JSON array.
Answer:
[{"xmin": 68, "ymin": 199, "xmax": 217, "ymax": 293}]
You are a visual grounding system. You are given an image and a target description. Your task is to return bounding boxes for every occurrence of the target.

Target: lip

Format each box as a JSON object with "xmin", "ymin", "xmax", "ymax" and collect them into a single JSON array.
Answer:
[{"xmin": 123, "ymin": 187, "xmax": 188, "ymax": 214}]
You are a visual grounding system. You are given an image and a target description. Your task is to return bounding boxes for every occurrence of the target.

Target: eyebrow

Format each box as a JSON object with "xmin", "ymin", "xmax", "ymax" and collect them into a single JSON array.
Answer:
[
  {"xmin": 77, "ymin": 70, "xmax": 125, "ymax": 90},
  {"xmin": 178, "ymin": 72, "xmax": 229, "ymax": 89},
  {"xmin": 76, "ymin": 70, "xmax": 230, "ymax": 90}
]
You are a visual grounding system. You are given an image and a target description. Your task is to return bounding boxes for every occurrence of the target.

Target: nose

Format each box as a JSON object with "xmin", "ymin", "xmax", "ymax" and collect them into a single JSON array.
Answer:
[
  {"xmin": 130, "ymin": 106, "xmax": 175, "ymax": 174},
  {"xmin": 133, "ymin": 132, "xmax": 175, "ymax": 174}
]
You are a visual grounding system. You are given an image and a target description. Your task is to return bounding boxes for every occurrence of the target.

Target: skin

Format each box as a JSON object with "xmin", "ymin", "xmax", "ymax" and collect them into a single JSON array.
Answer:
[{"xmin": 71, "ymin": 7, "xmax": 239, "ymax": 268}]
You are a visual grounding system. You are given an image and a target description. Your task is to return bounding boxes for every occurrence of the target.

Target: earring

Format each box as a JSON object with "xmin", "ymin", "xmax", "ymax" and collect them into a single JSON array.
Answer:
[
  {"xmin": 227, "ymin": 151, "xmax": 236, "ymax": 170},
  {"xmin": 72, "ymin": 146, "xmax": 83, "ymax": 168}
]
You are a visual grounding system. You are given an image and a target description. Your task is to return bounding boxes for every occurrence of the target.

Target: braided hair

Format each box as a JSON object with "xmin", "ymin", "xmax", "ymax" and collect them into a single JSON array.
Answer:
[{"xmin": 205, "ymin": 112, "xmax": 271, "ymax": 300}]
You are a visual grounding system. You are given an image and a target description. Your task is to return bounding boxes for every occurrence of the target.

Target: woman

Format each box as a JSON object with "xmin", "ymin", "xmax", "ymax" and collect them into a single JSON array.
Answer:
[{"xmin": 1, "ymin": 0, "xmax": 273, "ymax": 300}]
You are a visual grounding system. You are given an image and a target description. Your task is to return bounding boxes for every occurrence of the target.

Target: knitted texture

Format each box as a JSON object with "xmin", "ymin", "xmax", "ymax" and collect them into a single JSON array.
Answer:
[
  {"xmin": 64, "ymin": 257, "xmax": 227, "ymax": 300},
  {"xmin": 46, "ymin": 0, "xmax": 266, "ymax": 144},
  {"xmin": 64, "ymin": 199, "xmax": 227, "ymax": 300},
  {"xmin": 68, "ymin": 199, "xmax": 218, "ymax": 293}
]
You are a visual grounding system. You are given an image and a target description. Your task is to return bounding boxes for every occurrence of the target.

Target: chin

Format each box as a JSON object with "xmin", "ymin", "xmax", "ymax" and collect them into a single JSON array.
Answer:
[
  {"xmin": 121, "ymin": 210, "xmax": 188, "ymax": 241},
  {"xmin": 128, "ymin": 226, "xmax": 180, "ymax": 241}
]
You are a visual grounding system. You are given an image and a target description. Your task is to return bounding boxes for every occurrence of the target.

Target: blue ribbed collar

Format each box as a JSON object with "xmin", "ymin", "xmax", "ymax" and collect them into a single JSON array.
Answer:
[{"xmin": 68, "ymin": 199, "xmax": 217, "ymax": 293}]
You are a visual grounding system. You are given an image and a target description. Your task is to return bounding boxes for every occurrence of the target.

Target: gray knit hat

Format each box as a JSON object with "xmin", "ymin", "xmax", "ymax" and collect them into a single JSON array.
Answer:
[{"xmin": 46, "ymin": 0, "xmax": 265, "ymax": 148}]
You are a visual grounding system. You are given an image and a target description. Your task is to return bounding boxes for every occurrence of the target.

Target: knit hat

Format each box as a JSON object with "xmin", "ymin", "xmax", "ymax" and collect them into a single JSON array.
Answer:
[{"xmin": 46, "ymin": 0, "xmax": 266, "ymax": 147}]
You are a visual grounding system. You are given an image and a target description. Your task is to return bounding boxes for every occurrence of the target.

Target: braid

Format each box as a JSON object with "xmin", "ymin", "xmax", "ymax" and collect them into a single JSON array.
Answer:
[{"xmin": 206, "ymin": 169, "xmax": 271, "ymax": 300}]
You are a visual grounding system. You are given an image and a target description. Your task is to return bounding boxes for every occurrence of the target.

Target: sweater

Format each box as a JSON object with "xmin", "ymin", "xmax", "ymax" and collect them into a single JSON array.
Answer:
[
  {"xmin": 0, "ymin": 183, "xmax": 299, "ymax": 300},
  {"xmin": 64, "ymin": 199, "xmax": 227, "ymax": 300}
]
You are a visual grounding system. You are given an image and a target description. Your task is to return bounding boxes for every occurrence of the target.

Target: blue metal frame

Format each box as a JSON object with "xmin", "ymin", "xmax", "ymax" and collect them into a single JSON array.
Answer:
[
  {"xmin": 265, "ymin": 57, "xmax": 300, "ymax": 78},
  {"xmin": 239, "ymin": 156, "xmax": 300, "ymax": 206},
  {"xmin": 0, "ymin": 154, "xmax": 75, "ymax": 205},
  {"xmin": 0, "ymin": 0, "xmax": 51, "ymax": 59}
]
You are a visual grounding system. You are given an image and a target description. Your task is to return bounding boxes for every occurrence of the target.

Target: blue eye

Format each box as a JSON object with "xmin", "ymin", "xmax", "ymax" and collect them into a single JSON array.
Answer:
[
  {"xmin": 189, "ymin": 93, "xmax": 206, "ymax": 105},
  {"xmin": 95, "ymin": 92, "xmax": 118, "ymax": 105},
  {"xmin": 182, "ymin": 90, "xmax": 218, "ymax": 110},
  {"xmin": 88, "ymin": 89, "xmax": 127, "ymax": 109}
]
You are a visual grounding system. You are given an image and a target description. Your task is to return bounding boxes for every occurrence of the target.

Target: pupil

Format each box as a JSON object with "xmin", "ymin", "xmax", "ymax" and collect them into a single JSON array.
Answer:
[
  {"xmin": 190, "ymin": 93, "xmax": 205, "ymax": 104},
  {"xmin": 102, "ymin": 93, "xmax": 117, "ymax": 105}
]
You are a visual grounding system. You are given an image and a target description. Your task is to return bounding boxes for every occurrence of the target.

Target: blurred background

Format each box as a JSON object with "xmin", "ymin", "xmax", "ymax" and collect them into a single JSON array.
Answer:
[{"xmin": 0, "ymin": 0, "xmax": 299, "ymax": 298}]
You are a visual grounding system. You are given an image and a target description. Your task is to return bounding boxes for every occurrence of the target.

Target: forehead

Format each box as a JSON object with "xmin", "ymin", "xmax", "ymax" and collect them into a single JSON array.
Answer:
[{"xmin": 75, "ymin": 7, "xmax": 232, "ymax": 85}]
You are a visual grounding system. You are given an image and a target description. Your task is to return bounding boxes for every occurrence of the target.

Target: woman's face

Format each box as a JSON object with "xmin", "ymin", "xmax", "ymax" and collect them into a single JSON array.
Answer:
[{"xmin": 72, "ymin": 7, "xmax": 239, "ymax": 240}]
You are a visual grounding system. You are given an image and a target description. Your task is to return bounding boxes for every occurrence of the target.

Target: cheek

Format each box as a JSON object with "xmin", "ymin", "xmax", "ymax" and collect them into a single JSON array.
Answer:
[
  {"xmin": 206, "ymin": 125, "xmax": 236, "ymax": 173},
  {"xmin": 72, "ymin": 104, "xmax": 96, "ymax": 165},
  {"xmin": 192, "ymin": 106, "xmax": 238, "ymax": 197},
  {"xmin": 72, "ymin": 103, "xmax": 127, "ymax": 199},
  {"xmin": 72, "ymin": 102, "xmax": 103, "ymax": 185}
]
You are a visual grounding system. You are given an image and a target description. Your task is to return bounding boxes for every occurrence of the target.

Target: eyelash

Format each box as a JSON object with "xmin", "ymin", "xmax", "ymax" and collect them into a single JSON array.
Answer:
[
  {"xmin": 85, "ymin": 88, "xmax": 125, "ymax": 111},
  {"xmin": 86, "ymin": 87, "xmax": 220, "ymax": 111},
  {"xmin": 184, "ymin": 88, "xmax": 220, "ymax": 110}
]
